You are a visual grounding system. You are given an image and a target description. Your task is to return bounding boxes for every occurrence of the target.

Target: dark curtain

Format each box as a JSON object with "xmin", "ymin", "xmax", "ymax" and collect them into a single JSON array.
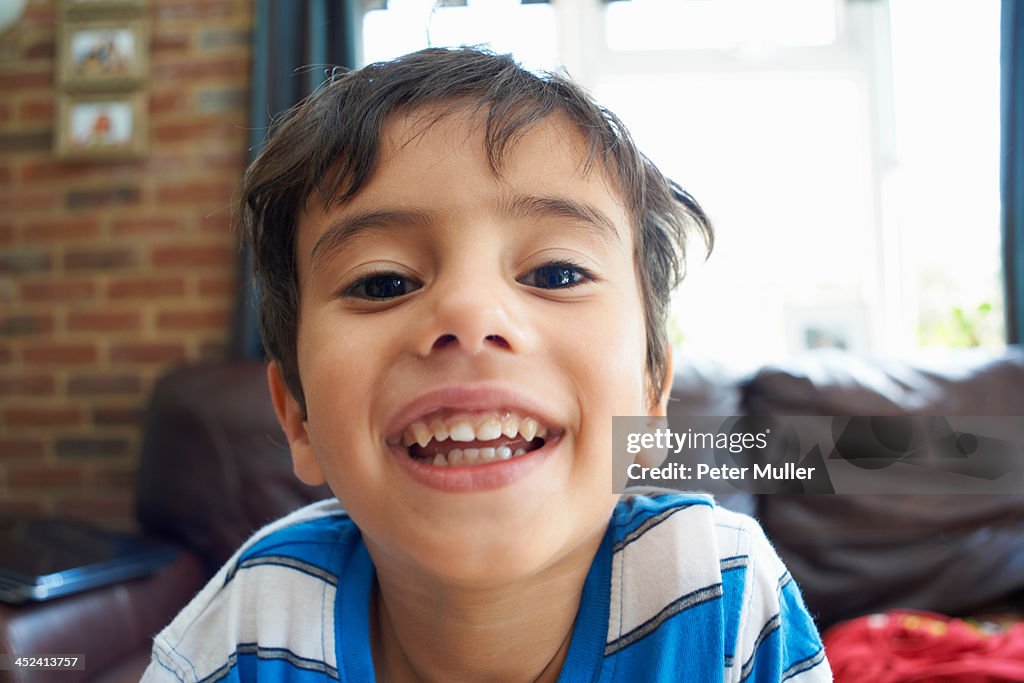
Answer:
[
  {"xmin": 1003, "ymin": 0, "xmax": 1024, "ymax": 345},
  {"xmin": 229, "ymin": 0, "xmax": 360, "ymax": 359}
]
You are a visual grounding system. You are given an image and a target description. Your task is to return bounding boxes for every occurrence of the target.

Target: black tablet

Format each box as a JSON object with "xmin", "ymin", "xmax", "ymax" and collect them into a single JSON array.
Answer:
[{"xmin": 0, "ymin": 517, "xmax": 178, "ymax": 603}]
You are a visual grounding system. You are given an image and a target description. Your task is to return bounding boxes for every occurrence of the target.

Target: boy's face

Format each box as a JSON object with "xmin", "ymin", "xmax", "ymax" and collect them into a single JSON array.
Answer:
[{"xmin": 270, "ymin": 106, "xmax": 668, "ymax": 584}]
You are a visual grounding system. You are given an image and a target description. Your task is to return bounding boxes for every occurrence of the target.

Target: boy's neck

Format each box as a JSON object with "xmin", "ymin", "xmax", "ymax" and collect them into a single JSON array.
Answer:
[{"xmin": 366, "ymin": 528, "xmax": 604, "ymax": 683}]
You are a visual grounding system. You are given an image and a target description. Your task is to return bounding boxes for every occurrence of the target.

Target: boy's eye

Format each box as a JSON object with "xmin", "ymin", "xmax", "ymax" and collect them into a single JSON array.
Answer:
[
  {"xmin": 519, "ymin": 262, "xmax": 594, "ymax": 290},
  {"xmin": 344, "ymin": 273, "xmax": 420, "ymax": 300}
]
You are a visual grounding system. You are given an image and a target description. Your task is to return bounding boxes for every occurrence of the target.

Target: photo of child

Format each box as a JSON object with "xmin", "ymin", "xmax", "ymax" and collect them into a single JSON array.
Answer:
[
  {"xmin": 68, "ymin": 100, "xmax": 132, "ymax": 149},
  {"xmin": 69, "ymin": 27, "xmax": 134, "ymax": 77}
]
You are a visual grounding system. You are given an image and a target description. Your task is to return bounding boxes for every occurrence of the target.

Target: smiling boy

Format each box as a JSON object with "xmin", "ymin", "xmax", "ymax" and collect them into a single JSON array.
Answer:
[{"xmin": 142, "ymin": 48, "xmax": 829, "ymax": 682}]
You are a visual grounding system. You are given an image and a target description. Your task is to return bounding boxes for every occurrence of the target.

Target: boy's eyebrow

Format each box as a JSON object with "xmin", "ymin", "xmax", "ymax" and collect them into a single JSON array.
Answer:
[
  {"xmin": 308, "ymin": 194, "xmax": 622, "ymax": 276},
  {"xmin": 309, "ymin": 208, "xmax": 433, "ymax": 276},
  {"xmin": 502, "ymin": 194, "xmax": 622, "ymax": 246}
]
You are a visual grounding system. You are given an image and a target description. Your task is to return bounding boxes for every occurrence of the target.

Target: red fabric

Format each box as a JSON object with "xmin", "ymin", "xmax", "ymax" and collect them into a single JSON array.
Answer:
[{"xmin": 824, "ymin": 610, "xmax": 1024, "ymax": 682}]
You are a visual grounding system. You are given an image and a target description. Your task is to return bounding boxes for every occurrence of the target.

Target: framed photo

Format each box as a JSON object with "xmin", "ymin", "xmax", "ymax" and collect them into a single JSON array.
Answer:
[
  {"xmin": 60, "ymin": 18, "xmax": 148, "ymax": 88},
  {"xmin": 63, "ymin": 0, "xmax": 147, "ymax": 18},
  {"xmin": 56, "ymin": 93, "xmax": 148, "ymax": 160}
]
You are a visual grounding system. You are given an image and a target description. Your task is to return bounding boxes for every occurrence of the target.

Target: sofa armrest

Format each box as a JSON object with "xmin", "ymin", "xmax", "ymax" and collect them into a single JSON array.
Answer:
[{"xmin": 0, "ymin": 550, "xmax": 203, "ymax": 683}]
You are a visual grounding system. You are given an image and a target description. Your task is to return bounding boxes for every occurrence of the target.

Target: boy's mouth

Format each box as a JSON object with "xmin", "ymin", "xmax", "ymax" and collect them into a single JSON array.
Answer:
[{"xmin": 395, "ymin": 410, "xmax": 556, "ymax": 467}]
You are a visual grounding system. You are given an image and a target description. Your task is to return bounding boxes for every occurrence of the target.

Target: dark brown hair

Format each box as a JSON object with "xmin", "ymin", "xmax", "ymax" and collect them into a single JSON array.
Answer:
[{"xmin": 241, "ymin": 47, "xmax": 712, "ymax": 412}]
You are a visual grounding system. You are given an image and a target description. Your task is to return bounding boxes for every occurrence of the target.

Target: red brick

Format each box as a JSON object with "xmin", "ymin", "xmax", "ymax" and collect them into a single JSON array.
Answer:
[
  {"xmin": 151, "ymin": 57, "xmax": 249, "ymax": 83},
  {"xmin": 155, "ymin": 181, "xmax": 236, "ymax": 204},
  {"xmin": 138, "ymin": 154, "xmax": 190, "ymax": 174},
  {"xmin": 0, "ymin": 164, "xmax": 11, "ymax": 185},
  {"xmin": 66, "ymin": 186, "xmax": 140, "ymax": 209},
  {"xmin": 0, "ymin": 70, "xmax": 51, "ymax": 91},
  {"xmin": 0, "ymin": 223, "xmax": 12, "ymax": 244},
  {"xmin": 109, "ymin": 343, "xmax": 186, "ymax": 364},
  {"xmin": 0, "ymin": 313, "xmax": 55, "ymax": 335},
  {"xmin": 19, "ymin": 98, "xmax": 54, "ymax": 123},
  {"xmin": 23, "ymin": 218, "xmax": 101, "ymax": 242},
  {"xmin": 9, "ymin": 466, "xmax": 84, "ymax": 488},
  {"xmin": 67, "ymin": 311, "xmax": 142, "ymax": 332},
  {"xmin": 151, "ymin": 30, "xmax": 191, "ymax": 52},
  {"xmin": 55, "ymin": 496, "xmax": 135, "ymax": 523},
  {"xmin": 0, "ymin": 102, "xmax": 11, "ymax": 123},
  {"xmin": 153, "ymin": 120, "xmax": 240, "ymax": 144},
  {"xmin": 0, "ymin": 189, "xmax": 61, "ymax": 211},
  {"xmin": 18, "ymin": 160, "xmax": 115, "ymax": 183},
  {"xmin": 149, "ymin": 90, "xmax": 192, "ymax": 114},
  {"xmin": 153, "ymin": 0, "xmax": 237, "ymax": 19},
  {"xmin": 55, "ymin": 437, "xmax": 132, "ymax": 458},
  {"xmin": 199, "ymin": 211, "xmax": 238, "ymax": 233},
  {"xmin": 24, "ymin": 38, "xmax": 55, "ymax": 61},
  {"xmin": 199, "ymin": 340, "xmax": 227, "ymax": 361},
  {"xmin": 20, "ymin": 279, "xmax": 97, "ymax": 302},
  {"xmin": 64, "ymin": 247, "xmax": 138, "ymax": 271},
  {"xmin": 21, "ymin": 4, "xmax": 56, "ymax": 28},
  {"xmin": 68, "ymin": 374, "xmax": 142, "ymax": 395},
  {"xmin": 92, "ymin": 406, "xmax": 145, "ymax": 427},
  {"xmin": 199, "ymin": 150, "xmax": 248, "ymax": 172},
  {"xmin": 157, "ymin": 309, "xmax": 228, "ymax": 331},
  {"xmin": 112, "ymin": 216, "xmax": 186, "ymax": 237},
  {"xmin": 5, "ymin": 406, "xmax": 82, "ymax": 427},
  {"xmin": 0, "ymin": 500, "xmax": 46, "ymax": 516},
  {"xmin": 0, "ymin": 249, "xmax": 52, "ymax": 273},
  {"xmin": 151, "ymin": 244, "xmax": 234, "ymax": 267},
  {"xmin": 0, "ymin": 439, "xmax": 45, "ymax": 459},
  {"xmin": 198, "ymin": 275, "xmax": 235, "ymax": 297},
  {"xmin": 0, "ymin": 346, "xmax": 11, "ymax": 364},
  {"xmin": 0, "ymin": 374, "xmax": 56, "ymax": 396},
  {"xmin": 23, "ymin": 344, "xmax": 98, "ymax": 365},
  {"xmin": 107, "ymin": 276, "xmax": 186, "ymax": 299},
  {"xmin": 94, "ymin": 465, "xmax": 137, "ymax": 489}
]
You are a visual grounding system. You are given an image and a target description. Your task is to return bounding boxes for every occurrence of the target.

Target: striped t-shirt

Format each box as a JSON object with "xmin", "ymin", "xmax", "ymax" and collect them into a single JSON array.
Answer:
[{"xmin": 142, "ymin": 494, "xmax": 830, "ymax": 682}]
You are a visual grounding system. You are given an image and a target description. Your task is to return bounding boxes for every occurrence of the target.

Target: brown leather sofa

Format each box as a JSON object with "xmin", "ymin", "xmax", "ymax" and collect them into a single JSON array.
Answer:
[{"xmin": 1, "ymin": 349, "xmax": 1021, "ymax": 681}]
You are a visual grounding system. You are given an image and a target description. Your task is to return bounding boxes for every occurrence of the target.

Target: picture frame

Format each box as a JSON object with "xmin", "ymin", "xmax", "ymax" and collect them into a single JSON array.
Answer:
[
  {"xmin": 55, "ymin": 93, "xmax": 148, "ymax": 160},
  {"xmin": 59, "ymin": 18, "xmax": 148, "ymax": 89},
  {"xmin": 63, "ymin": 0, "xmax": 147, "ymax": 19}
]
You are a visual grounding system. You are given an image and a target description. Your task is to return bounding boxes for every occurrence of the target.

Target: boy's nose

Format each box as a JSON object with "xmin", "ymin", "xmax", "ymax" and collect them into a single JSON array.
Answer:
[{"xmin": 411, "ymin": 276, "xmax": 530, "ymax": 359}]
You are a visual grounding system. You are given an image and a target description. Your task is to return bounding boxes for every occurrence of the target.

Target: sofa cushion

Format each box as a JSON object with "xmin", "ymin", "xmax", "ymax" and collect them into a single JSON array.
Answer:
[
  {"xmin": 135, "ymin": 362, "xmax": 331, "ymax": 573},
  {"xmin": 743, "ymin": 348, "xmax": 1024, "ymax": 628}
]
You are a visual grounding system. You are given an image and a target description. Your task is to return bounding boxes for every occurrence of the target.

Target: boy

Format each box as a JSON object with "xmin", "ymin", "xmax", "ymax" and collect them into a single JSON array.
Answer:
[{"xmin": 142, "ymin": 47, "xmax": 829, "ymax": 682}]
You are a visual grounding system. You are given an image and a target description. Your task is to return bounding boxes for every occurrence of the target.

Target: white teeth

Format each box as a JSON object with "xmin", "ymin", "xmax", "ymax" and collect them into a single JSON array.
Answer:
[
  {"xmin": 476, "ymin": 417, "xmax": 502, "ymax": 441},
  {"xmin": 501, "ymin": 414, "xmax": 519, "ymax": 438},
  {"xmin": 402, "ymin": 411, "xmax": 554, "ymax": 454},
  {"xmin": 412, "ymin": 423, "xmax": 432, "ymax": 448},
  {"xmin": 520, "ymin": 417, "xmax": 538, "ymax": 442},
  {"xmin": 429, "ymin": 418, "xmax": 449, "ymax": 442},
  {"xmin": 449, "ymin": 422, "xmax": 475, "ymax": 442},
  {"xmin": 425, "ymin": 443, "xmax": 536, "ymax": 467}
]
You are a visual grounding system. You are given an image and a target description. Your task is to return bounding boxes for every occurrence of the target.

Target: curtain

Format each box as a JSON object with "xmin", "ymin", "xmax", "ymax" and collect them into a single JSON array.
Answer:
[
  {"xmin": 229, "ymin": 0, "xmax": 360, "ymax": 359},
  {"xmin": 1003, "ymin": 0, "xmax": 1024, "ymax": 345}
]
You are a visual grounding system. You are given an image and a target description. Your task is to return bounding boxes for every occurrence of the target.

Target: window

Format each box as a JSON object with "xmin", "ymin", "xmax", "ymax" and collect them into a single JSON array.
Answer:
[{"xmin": 357, "ymin": 0, "xmax": 1005, "ymax": 364}]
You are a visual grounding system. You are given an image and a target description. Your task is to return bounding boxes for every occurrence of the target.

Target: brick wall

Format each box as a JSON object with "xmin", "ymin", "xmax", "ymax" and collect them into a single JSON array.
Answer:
[{"xmin": 0, "ymin": 0, "xmax": 253, "ymax": 529}]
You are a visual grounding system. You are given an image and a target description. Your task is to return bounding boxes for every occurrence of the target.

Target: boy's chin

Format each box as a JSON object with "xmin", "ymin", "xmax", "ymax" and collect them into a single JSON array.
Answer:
[{"xmin": 372, "ymin": 500, "xmax": 618, "ymax": 588}]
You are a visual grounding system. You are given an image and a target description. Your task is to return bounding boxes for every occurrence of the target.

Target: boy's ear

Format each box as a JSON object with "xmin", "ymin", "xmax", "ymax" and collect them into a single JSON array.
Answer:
[
  {"xmin": 648, "ymin": 345, "xmax": 674, "ymax": 417},
  {"xmin": 266, "ymin": 361, "xmax": 326, "ymax": 486}
]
